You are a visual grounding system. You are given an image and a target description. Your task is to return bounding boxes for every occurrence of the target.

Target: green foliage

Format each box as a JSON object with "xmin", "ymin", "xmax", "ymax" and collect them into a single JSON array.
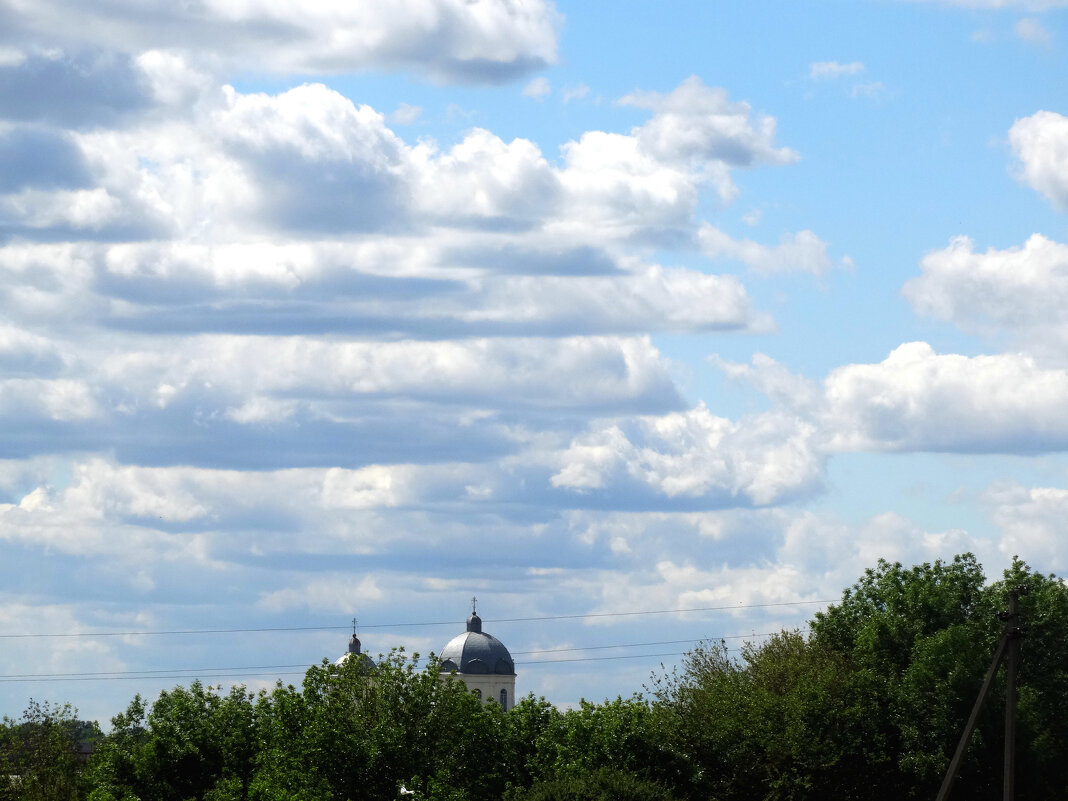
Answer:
[
  {"xmin": 516, "ymin": 766, "xmax": 678, "ymax": 801},
  {"xmin": 0, "ymin": 699, "xmax": 98, "ymax": 801},
  {"xmin": 14, "ymin": 554, "xmax": 1068, "ymax": 801},
  {"xmin": 650, "ymin": 554, "xmax": 1068, "ymax": 801},
  {"xmin": 88, "ymin": 682, "xmax": 257, "ymax": 801}
]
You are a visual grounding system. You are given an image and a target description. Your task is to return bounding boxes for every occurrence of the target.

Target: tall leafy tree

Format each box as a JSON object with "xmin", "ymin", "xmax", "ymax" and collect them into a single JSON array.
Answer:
[{"xmin": 0, "ymin": 699, "xmax": 96, "ymax": 801}]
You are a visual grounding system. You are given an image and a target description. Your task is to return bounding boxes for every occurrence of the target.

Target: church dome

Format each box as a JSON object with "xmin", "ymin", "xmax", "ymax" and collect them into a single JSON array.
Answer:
[
  {"xmin": 439, "ymin": 608, "xmax": 515, "ymax": 676},
  {"xmin": 336, "ymin": 630, "xmax": 376, "ymax": 669}
]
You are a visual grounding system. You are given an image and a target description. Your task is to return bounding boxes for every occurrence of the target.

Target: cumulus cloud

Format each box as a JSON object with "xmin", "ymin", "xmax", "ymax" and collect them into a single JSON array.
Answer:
[
  {"xmin": 824, "ymin": 342, "xmax": 1068, "ymax": 453},
  {"xmin": 413, "ymin": 128, "xmax": 560, "ymax": 226},
  {"xmin": 2, "ymin": 0, "xmax": 560, "ymax": 83},
  {"xmin": 216, "ymin": 84, "xmax": 411, "ymax": 233},
  {"xmin": 21, "ymin": 77, "xmax": 797, "ymax": 248},
  {"xmin": 903, "ymin": 234, "xmax": 1068, "ymax": 353},
  {"xmin": 550, "ymin": 403, "xmax": 822, "ymax": 507},
  {"xmin": 715, "ymin": 344, "xmax": 1068, "ymax": 457},
  {"xmin": 0, "ymin": 52, "xmax": 818, "ymax": 717},
  {"xmin": 1010, "ymin": 110, "xmax": 1068, "ymax": 209},
  {"xmin": 985, "ymin": 483, "xmax": 1068, "ymax": 572},
  {"xmin": 96, "ymin": 335, "xmax": 684, "ymax": 414},
  {"xmin": 698, "ymin": 223, "xmax": 832, "ymax": 275},
  {"xmin": 620, "ymin": 76, "xmax": 798, "ymax": 170}
]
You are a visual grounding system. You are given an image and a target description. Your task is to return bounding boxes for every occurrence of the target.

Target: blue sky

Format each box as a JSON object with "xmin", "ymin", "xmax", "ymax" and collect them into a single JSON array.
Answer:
[{"xmin": 2, "ymin": 0, "xmax": 1068, "ymax": 724}]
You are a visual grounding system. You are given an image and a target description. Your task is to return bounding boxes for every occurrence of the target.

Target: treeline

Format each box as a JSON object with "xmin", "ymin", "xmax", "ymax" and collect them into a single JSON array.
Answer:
[{"xmin": 4, "ymin": 555, "xmax": 1068, "ymax": 800}]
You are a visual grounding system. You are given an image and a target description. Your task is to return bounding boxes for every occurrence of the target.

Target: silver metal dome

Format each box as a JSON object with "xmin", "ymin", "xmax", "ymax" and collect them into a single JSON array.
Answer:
[{"xmin": 439, "ymin": 610, "xmax": 515, "ymax": 675}]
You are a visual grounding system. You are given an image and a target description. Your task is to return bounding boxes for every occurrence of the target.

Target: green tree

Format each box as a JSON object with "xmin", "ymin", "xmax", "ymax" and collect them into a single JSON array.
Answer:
[
  {"xmin": 0, "ymin": 699, "xmax": 97, "ymax": 801},
  {"xmin": 655, "ymin": 554, "xmax": 1068, "ymax": 801},
  {"xmin": 250, "ymin": 649, "xmax": 510, "ymax": 801},
  {"xmin": 87, "ymin": 682, "xmax": 257, "ymax": 801},
  {"xmin": 516, "ymin": 766, "xmax": 679, "ymax": 801},
  {"xmin": 809, "ymin": 554, "xmax": 992, "ymax": 798}
]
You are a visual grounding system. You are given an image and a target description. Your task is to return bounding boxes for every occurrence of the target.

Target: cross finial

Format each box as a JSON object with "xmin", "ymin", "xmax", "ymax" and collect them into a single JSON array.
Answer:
[
  {"xmin": 352, "ymin": 617, "xmax": 357, "ymax": 636},
  {"xmin": 471, "ymin": 596, "xmax": 478, "ymax": 615}
]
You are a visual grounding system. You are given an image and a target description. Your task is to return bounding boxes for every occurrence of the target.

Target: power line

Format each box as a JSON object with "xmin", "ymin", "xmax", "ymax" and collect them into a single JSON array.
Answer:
[
  {"xmin": 525, "ymin": 651, "xmax": 688, "ymax": 665},
  {"xmin": 0, "ymin": 631, "xmax": 797, "ymax": 682},
  {"xmin": 512, "ymin": 630, "xmax": 805, "ymax": 655},
  {"xmin": 0, "ymin": 664, "xmax": 312, "ymax": 681},
  {"xmin": 0, "ymin": 600, "xmax": 833, "ymax": 640}
]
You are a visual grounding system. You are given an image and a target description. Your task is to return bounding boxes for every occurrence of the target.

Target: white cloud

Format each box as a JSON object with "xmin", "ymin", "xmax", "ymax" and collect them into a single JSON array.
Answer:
[
  {"xmin": 711, "ymin": 352, "xmax": 823, "ymax": 414},
  {"xmin": 3, "ymin": 0, "xmax": 560, "ymax": 83},
  {"xmin": 96, "ymin": 334, "xmax": 683, "ymax": 412},
  {"xmin": 522, "ymin": 76, "xmax": 551, "ymax": 98},
  {"xmin": 259, "ymin": 575, "xmax": 384, "ymax": 613},
  {"xmin": 1015, "ymin": 17, "xmax": 1054, "ymax": 45},
  {"xmin": 465, "ymin": 265, "xmax": 766, "ymax": 333},
  {"xmin": 0, "ymin": 47, "xmax": 26, "ymax": 67},
  {"xmin": 0, "ymin": 378, "xmax": 99, "ymax": 421},
  {"xmin": 49, "ymin": 77, "xmax": 797, "ymax": 248},
  {"xmin": 620, "ymin": 76, "xmax": 799, "ymax": 169},
  {"xmin": 134, "ymin": 50, "xmax": 213, "ymax": 107},
  {"xmin": 388, "ymin": 102, "xmax": 423, "ymax": 125},
  {"xmin": 809, "ymin": 61, "xmax": 865, "ymax": 79},
  {"xmin": 985, "ymin": 483, "xmax": 1068, "ymax": 572},
  {"xmin": 716, "ymin": 344, "xmax": 1068, "ymax": 457},
  {"xmin": 562, "ymin": 83, "xmax": 590, "ymax": 103},
  {"xmin": 0, "ymin": 188, "xmax": 123, "ymax": 231},
  {"xmin": 1010, "ymin": 110, "xmax": 1068, "ymax": 209},
  {"xmin": 698, "ymin": 223, "xmax": 832, "ymax": 275},
  {"xmin": 903, "ymin": 234, "xmax": 1068, "ymax": 353},
  {"xmin": 824, "ymin": 342, "xmax": 1068, "ymax": 453},
  {"xmin": 559, "ymin": 130, "xmax": 709, "ymax": 223},
  {"xmin": 413, "ymin": 128, "xmax": 560, "ymax": 223},
  {"xmin": 551, "ymin": 403, "xmax": 821, "ymax": 506}
]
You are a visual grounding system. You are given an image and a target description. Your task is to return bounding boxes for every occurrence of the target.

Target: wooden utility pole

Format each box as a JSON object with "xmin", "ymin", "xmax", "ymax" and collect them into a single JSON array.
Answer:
[
  {"xmin": 1002, "ymin": 586, "xmax": 1025, "ymax": 801},
  {"xmin": 934, "ymin": 585, "xmax": 1028, "ymax": 801}
]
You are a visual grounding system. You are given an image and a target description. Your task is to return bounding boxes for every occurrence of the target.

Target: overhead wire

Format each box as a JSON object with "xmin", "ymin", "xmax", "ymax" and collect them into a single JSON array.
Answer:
[
  {"xmin": 0, "ymin": 629, "xmax": 808, "ymax": 683},
  {"xmin": 0, "ymin": 599, "xmax": 834, "ymax": 640}
]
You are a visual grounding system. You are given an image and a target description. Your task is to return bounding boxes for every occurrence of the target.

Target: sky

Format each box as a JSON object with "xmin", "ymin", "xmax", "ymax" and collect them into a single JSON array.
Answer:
[{"xmin": 2, "ymin": 0, "xmax": 1068, "ymax": 724}]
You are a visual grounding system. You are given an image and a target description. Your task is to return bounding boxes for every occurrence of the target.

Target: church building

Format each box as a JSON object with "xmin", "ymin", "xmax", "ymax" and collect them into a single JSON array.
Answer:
[
  {"xmin": 438, "ymin": 601, "xmax": 516, "ymax": 711},
  {"xmin": 335, "ymin": 621, "xmax": 377, "ymax": 670},
  {"xmin": 335, "ymin": 602, "xmax": 517, "ymax": 710}
]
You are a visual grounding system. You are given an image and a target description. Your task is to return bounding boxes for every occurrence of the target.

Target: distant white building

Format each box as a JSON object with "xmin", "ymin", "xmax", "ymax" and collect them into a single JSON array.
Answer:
[
  {"xmin": 335, "ymin": 621, "xmax": 376, "ymax": 670},
  {"xmin": 438, "ymin": 601, "xmax": 516, "ymax": 711}
]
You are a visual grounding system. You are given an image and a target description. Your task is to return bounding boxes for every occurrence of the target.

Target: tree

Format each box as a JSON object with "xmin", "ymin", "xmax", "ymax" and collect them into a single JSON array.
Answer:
[
  {"xmin": 654, "ymin": 554, "xmax": 1068, "ymax": 801},
  {"xmin": 0, "ymin": 699, "xmax": 98, "ymax": 801},
  {"xmin": 516, "ymin": 766, "xmax": 679, "ymax": 801},
  {"xmin": 251, "ymin": 649, "xmax": 511, "ymax": 801},
  {"xmin": 87, "ymin": 682, "xmax": 257, "ymax": 801}
]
